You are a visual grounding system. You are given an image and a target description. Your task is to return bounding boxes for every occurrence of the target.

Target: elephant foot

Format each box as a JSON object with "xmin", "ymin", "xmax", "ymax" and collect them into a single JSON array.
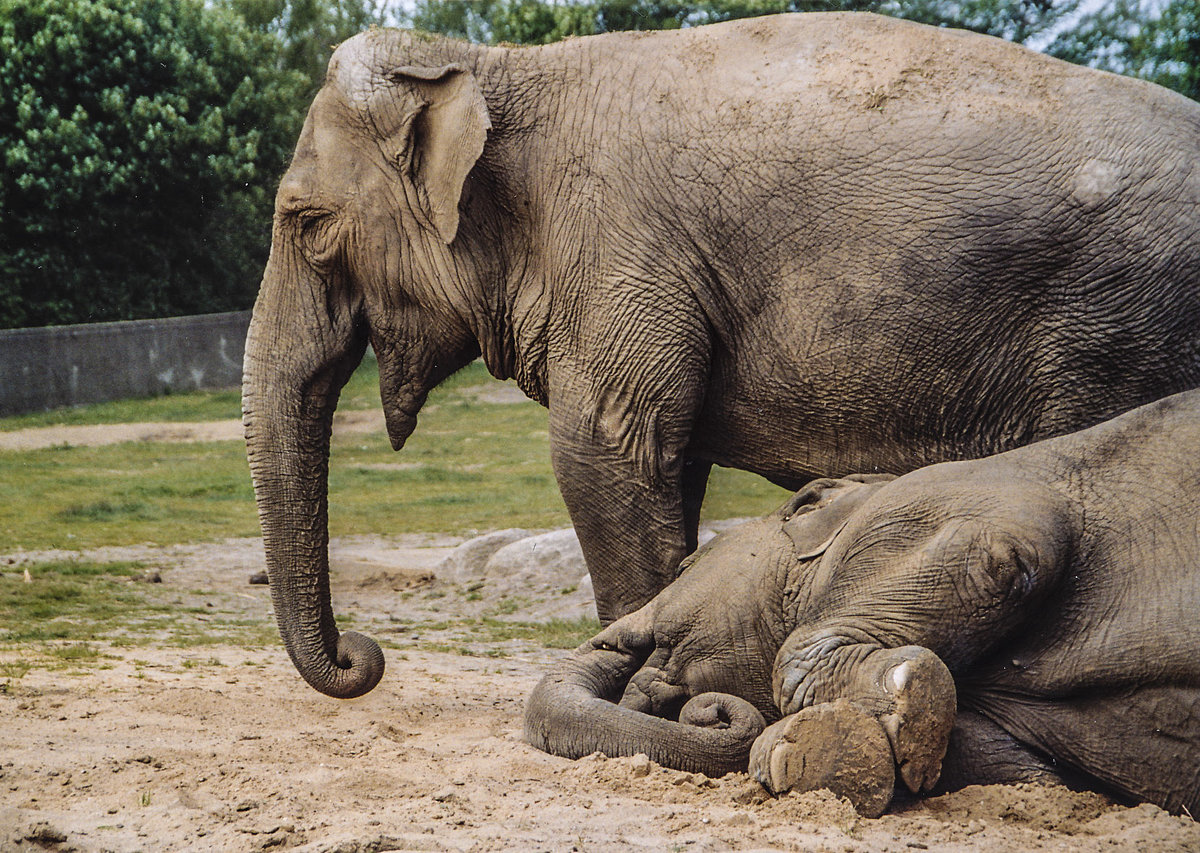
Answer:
[
  {"xmin": 748, "ymin": 699, "xmax": 895, "ymax": 818},
  {"xmin": 866, "ymin": 646, "xmax": 957, "ymax": 794}
]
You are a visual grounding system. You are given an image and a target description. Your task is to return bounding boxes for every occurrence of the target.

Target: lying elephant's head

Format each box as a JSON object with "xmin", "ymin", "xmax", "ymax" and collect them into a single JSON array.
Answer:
[
  {"xmin": 242, "ymin": 32, "xmax": 493, "ymax": 698},
  {"xmin": 526, "ymin": 467, "xmax": 1071, "ymax": 782},
  {"xmin": 525, "ymin": 478, "xmax": 894, "ymax": 775}
]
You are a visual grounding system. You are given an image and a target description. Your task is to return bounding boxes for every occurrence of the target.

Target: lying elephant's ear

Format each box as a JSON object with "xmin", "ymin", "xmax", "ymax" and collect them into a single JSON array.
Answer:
[
  {"xmin": 376, "ymin": 64, "xmax": 491, "ymax": 244},
  {"xmin": 780, "ymin": 476, "xmax": 892, "ymax": 559}
]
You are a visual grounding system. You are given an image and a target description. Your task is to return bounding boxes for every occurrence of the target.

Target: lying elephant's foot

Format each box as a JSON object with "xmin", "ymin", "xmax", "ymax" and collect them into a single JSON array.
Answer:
[
  {"xmin": 860, "ymin": 646, "xmax": 957, "ymax": 794},
  {"xmin": 748, "ymin": 698, "xmax": 895, "ymax": 818}
]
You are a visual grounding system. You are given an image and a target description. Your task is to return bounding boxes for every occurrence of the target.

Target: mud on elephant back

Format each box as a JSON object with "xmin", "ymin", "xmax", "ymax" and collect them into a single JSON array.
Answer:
[
  {"xmin": 526, "ymin": 391, "xmax": 1200, "ymax": 818},
  {"xmin": 242, "ymin": 10, "xmax": 1200, "ymax": 701}
]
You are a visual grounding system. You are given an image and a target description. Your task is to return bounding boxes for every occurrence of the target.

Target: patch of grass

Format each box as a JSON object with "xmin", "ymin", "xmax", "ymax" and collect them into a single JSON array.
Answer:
[
  {"xmin": 47, "ymin": 642, "xmax": 106, "ymax": 662},
  {"xmin": 0, "ymin": 659, "xmax": 32, "ymax": 692},
  {"xmin": 490, "ymin": 597, "xmax": 524, "ymax": 616},
  {"xmin": 396, "ymin": 615, "xmax": 600, "ymax": 654},
  {"xmin": 24, "ymin": 559, "xmax": 144, "ymax": 578},
  {"xmin": 57, "ymin": 500, "xmax": 163, "ymax": 523},
  {"xmin": 0, "ymin": 561, "xmax": 167, "ymax": 644},
  {"xmin": 0, "ymin": 442, "xmax": 260, "ymax": 548},
  {"xmin": 181, "ymin": 656, "xmax": 225, "ymax": 669},
  {"xmin": 702, "ymin": 466, "xmax": 791, "ymax": 520},
  {"xmin": 0, "ymin": 387, "xmax": 246, "ymax": 431},
  {"xmin": 477, "ymin": 616, "xmax": 601, "ymax": 649},
  {"xmin": 0, "ymin": 355, "xmax": 497, "ymax": 432},
  {"xmin": 0, "ymin": 560, "xmax": 277, "ymax": 654},
  {"xmin": 0, "ymin": 355, "xmax": 788, "ymax": 551}
]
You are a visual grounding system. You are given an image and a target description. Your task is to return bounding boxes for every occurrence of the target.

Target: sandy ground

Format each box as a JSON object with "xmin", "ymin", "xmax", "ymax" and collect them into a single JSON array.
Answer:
[{"xmin": 2, "ymin": 421, "xmax": 1199, "ymax": 851}]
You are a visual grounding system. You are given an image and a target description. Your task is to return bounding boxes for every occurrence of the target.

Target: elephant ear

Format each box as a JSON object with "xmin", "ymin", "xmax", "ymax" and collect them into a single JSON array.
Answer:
[
  {"xmin": 372, "ymin": 63, "xmax": 491, "ymax": 244},
  {"xmin": 780, "ymin": 475, "xmax": 894, "ymax": 559}
]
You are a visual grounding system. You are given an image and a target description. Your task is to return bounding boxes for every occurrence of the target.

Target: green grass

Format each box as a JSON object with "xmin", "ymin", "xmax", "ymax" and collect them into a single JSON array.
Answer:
[
  {"xmin": 0, "ymin": 558, "xmax": 283, "ymax": 653},
  {"xmin": 476, "ymin": 615, "xmax": 601, "ymax": 649},
  {"xmin": 0, "ymin": 559, "xmax": 158, "ymax": 643},
  {"xmin": 0, "ymin": 354, "xmax": 484, "ymax": 430},
  {"xmin": 0, "ymin": 386, "xmax": 246, "ymax": 431},
  {"xmin": 0, "ymin": 357, "xmax": 788, "ymax": 550},
  {"xmin": 381, "ymin": 614, "xmax": 601, "ymax": 657}
]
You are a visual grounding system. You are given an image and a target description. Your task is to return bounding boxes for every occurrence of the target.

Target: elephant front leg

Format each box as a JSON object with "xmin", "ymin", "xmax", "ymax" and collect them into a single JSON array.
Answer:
[
  {"xmin": 551, "ymin": 436, "xmax": 694, "ymax": 624},
  {"xmin": 749, "ymin": 699, "xmax": 896, "ymax": 817},
  {"xmin": 547, "ymin": 371, "xmax": 707, "ymax": 623},
  {"xmin": 755, "ymin": 641, "xmax": 957, "ymax": 814}
]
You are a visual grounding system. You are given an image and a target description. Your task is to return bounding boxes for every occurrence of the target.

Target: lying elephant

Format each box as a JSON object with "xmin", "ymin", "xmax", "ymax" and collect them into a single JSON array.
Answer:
[
  {"xmin": 525, "ymin": 391, "xmax": 1200, "ymax": 817},
  {"xmin": 243, "ymin": 11, "xmax": 1200, "ymax": 699}
]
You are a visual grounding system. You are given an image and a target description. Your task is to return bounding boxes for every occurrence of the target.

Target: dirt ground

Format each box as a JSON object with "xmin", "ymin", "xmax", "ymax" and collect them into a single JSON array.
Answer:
[{"xmin": 2, "ymin": 424, "xmax": 1199, "ymax": 851}]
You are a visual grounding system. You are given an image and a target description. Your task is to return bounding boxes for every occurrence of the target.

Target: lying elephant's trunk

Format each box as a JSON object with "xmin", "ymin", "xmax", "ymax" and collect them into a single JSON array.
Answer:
[{"xmin": 525, "ymin": 647, "xmax": 767, "ymax": 777}]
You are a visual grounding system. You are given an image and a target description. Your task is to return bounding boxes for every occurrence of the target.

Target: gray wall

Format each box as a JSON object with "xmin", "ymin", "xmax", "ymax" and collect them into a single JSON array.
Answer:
[{"xmin": 0, "ymin": 311, "xmax": 251, "ymax": 417}]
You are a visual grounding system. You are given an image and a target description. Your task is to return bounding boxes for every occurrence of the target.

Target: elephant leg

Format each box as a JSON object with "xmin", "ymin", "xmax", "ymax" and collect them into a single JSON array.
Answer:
[
  {"xmin": 774, "ymin": 642, "xmax": 957, "ymax": 794},
  {"xmin": 938, "ymin": 710, "xmax": 1070, "ymax": 790},
  {"xmin": 553, "ymin": 443, "xmax": 690, "ymax": 624},
  {"xmin": 680, "ymin": 457, "xmax": 712, "ymax": 557},
  {"xmin": 749, "ymin": 699, "xmax": 896, "ymax": 818},
  {"xmin": 547, "ymin": 344, "xmax": 709, "ymax": 624}
]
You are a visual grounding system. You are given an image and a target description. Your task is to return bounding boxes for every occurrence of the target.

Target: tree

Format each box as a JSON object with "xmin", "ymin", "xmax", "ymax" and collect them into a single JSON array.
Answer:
[
  {"xmin": 402, "ymin": 0, "xmax": 1077, "ymax": 47},
  {"xmin": 1050, "ymin": 0, "xmax": 1200, "ymax": 101},
  {"xmin": 227, "ymin": 0, "xmax": 388, "ymax": 94},
  {"xmin": 0, "ymin": 0, "xmax": 308, "ymax": 328}
]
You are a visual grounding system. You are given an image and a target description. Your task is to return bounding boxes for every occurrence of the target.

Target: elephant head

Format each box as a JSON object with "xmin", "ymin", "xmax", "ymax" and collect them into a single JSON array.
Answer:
[
  {"xmin": 523, "ymin": 483, "xmax": 894, "ymax": 775},
  {"xmin": 242, "ymin": 32, "xmax": 491, "ymax": 698}
]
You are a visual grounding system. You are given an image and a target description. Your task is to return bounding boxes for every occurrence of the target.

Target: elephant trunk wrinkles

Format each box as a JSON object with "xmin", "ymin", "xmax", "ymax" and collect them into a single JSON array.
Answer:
[
  {"xmin": 243, "ymin": 259, "xmax": 383, "ymax": 700},
  {"xmin": 525, "ymin": 648, "xmax": 766, "ymax": 777}
]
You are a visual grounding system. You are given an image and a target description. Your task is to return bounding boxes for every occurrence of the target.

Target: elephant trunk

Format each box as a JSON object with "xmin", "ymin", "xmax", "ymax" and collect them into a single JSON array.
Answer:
[
  {"xmin": 242, "ymin": 252, "xmax": 384, "ymax": 699},
  {"xmin": 525, "ymin": 648, "xmax": 767, "ymax": 777}
]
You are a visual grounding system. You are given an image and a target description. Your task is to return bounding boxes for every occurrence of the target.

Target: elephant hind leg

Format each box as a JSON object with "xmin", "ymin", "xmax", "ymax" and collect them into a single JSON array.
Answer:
[{"xmin": 937, "ymin": 711, "xmax": 1074, "ymax": 791}]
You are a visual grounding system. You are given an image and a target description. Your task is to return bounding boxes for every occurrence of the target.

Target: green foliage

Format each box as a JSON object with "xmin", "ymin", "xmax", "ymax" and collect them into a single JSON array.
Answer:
[
  {"xmin": 226, "ymin": 0, "xmax": 387, "ymax": 93},
  {"xmin": 884, "ymin": 0, "xmax": 1077, "ymax": 43},
  {"xmin": 0, "ymin": 0, "xmax": 307, "ymax": 328},
  {"xmin": 1049, "ymin": 0, "xmax": 1200, "ymax": 101},
  {"xmin": 401, "ymin": 0, "xmax": 1077, "ymax": 46}
]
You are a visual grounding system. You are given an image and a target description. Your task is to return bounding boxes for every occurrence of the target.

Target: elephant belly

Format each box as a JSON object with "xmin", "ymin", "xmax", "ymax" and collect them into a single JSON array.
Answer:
[{"xmin": 963, "ymin": 683, "xmax": 1200, "ymax": 814}]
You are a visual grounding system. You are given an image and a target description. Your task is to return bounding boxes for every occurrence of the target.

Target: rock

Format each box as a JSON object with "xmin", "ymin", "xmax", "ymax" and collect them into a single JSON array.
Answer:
[
  {"xmin": 483, "ymin": 528, "xmax": 585, "ymax": 589},
  {"xmin": 248, "ymin": 572, "xmax": 269, "ymax": 585},
  {"xmin": 24, "ymin": 822, "xmax": 66, "ymax": 844},
  {"xmin": 436, "ymin": 529, "xmax": 533, "ymax": 584},
  {"xmin": 631, "ymin": 754, "xmax": 652, "ymax": 778}
]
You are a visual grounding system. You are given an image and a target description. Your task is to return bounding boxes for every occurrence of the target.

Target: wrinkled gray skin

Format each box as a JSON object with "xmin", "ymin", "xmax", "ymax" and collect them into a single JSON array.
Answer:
[
  {"xmin": 242, "ymin": 12, "xmax": 1200, "ymax": 699},
  {"xmin": 526, "ymin": 391, "xmax": 1200, "ymax": 817}
]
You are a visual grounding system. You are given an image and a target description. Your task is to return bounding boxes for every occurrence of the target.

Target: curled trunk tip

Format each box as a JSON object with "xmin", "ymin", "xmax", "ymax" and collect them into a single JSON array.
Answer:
[
  {"xmin": 319, "ymin": 630, "xmax": 386, "ymax": 699},
  {"xmin": 525, "ymin": 649, "xmax": 766, "ymax": 777}
]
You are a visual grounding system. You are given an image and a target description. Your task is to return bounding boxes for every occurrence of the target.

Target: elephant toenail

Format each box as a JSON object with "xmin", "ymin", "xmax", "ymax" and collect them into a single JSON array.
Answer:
[{"xmin": 887, "ymin": 661, "xmax": 911, "ymax": 694}]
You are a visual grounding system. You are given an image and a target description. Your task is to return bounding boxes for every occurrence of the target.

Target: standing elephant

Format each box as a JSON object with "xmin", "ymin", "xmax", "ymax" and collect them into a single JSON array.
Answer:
[
  {"xmin": 525, "ymin": 391, "xmax": 1200, "ymax": 817},
  {"xmin": 242, "ymin": 12, "xmax": 1200, "ymax": 699}
]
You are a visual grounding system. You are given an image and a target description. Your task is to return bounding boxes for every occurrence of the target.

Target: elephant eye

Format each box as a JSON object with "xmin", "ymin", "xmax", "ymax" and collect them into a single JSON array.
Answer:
[
  {"xmin": 596, "ymin": 641, "xmax": 617, "ymax": 652},
  {"xmin": 293, "ymin": 210, "xmax": 340, "ymax": 271}
]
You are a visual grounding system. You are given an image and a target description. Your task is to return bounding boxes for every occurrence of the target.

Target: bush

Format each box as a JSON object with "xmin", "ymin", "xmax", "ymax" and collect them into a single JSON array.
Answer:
[{"xmin": 0, "ymin": 0, "xmax": 307, "ymax": 328}]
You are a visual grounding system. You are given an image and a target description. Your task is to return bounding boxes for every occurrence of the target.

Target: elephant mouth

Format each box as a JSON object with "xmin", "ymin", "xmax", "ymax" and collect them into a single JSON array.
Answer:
[{"xmin": 381, "ymin": 401, "xmax": 419, "ymax": 450}]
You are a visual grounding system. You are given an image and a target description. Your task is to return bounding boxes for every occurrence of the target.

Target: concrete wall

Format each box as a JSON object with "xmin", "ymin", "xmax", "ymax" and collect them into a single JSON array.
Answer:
[{"xmin": 0, "ymin": 311, "xmax": 251, "ymax": 417}]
